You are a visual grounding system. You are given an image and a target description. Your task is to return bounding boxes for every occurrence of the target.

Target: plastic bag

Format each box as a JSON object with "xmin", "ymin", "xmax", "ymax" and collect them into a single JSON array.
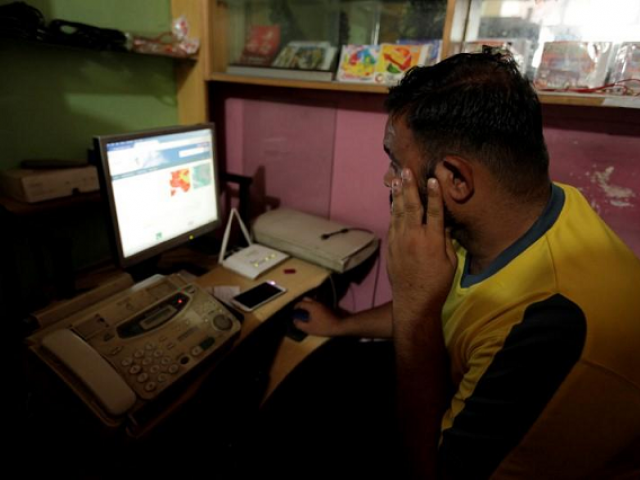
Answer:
[{"xmin": 129, "ymin": 15, "xmax": 199, "ymax": 58}]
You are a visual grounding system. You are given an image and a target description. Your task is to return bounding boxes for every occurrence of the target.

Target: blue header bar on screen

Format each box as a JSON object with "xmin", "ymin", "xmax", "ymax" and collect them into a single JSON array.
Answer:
[{"xmin": 106, "ymin": 129, "xmax": 213, "ymax": 181}]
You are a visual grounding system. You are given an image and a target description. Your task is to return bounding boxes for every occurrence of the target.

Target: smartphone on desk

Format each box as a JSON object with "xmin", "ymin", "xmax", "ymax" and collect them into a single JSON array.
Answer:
[{"xmin": 231, "ymin": 281, "xmax": 287, "ymax": 312}]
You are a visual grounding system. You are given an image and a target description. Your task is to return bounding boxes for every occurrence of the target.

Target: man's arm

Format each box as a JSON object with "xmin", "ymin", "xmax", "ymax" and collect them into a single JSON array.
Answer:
[
  {"xmin": 394, "ymin": 310, "xmax": 450, "ymax": 479},
  {"xmin": 387, "ymin": 170, "xmax": 457, "ymax": 479},
  {"xmin": 293, "ymin": 299, "xmax": 393, "ymax": 338},
  {"xmin": 438, "ymin": 294, "xmax": 586, "ymax": 479}
]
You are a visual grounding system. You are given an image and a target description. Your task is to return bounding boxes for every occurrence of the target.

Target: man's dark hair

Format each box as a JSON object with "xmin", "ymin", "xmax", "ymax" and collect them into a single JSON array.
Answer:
[{"xmin": 385, "ymin": 52, "xmax": 550, "ymax": 199}]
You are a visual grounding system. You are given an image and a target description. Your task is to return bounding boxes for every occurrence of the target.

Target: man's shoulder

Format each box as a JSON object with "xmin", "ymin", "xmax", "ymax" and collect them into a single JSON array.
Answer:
[{"xmin": 547, "ymin": 181, "xmax": 639, "ymax": 273}]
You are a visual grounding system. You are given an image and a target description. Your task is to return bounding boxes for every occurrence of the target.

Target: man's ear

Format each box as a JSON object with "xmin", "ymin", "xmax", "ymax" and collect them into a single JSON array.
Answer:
[{"xmin": 434, "ymin": 155, "xmax": 474, "ymax": 203}]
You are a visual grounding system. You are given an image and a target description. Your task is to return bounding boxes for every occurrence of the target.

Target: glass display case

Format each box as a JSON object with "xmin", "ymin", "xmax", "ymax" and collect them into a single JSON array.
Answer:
[
  {"xmin": 202, "ymin": 0, "xmax": 640, "ymax": 103},
  {"xmin": 222, "ymin": 0, "xmax": 448, "ymax": 83},
  {"xmin": 462, "ymin": 0, "xmax": 640, "ymax": 96}
]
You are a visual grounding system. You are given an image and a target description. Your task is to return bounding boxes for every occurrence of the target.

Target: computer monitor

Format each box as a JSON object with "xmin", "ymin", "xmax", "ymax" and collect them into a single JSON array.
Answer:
[{"xmin": 94, "ymin": 124, "xmax": 221, "ymax": 269}]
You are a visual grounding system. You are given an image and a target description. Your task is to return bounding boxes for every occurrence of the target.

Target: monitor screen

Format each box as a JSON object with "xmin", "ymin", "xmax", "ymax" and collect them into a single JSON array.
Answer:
[{"xmin": 95, "ymin": 124, "xmax": 221, "ymax": 268}]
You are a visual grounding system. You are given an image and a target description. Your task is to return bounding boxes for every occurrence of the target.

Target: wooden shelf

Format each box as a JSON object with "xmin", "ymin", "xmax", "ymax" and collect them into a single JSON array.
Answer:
[
  {"xmin": 189, "ymin": 0, "xmax": 640, "ymax": 119},
  {"xmin": 4, "ymin": 36, "xmax": 196, "ymax": 62},
  {"xmin": 538, "ymin": 92, "xmax": 606, "ymax": 107},
  {"xmin": 0, "ymin": 192, "xmax": 102, "ymax": 217},
  {"xmin": 209, "ymin": 72, "xmax": 640, "ymax": 108},
  {"xmin": 538, "ymin": 92, "xmax": 640, "ymax": 109},
  {"xmin": 208, "ymin": 72, "xmax": 388, "ymax": 94}
]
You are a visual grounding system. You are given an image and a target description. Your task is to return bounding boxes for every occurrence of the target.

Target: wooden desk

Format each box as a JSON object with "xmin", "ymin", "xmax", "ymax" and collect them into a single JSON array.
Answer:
[
  {"xmin": 23, "ymin": 258, "xmax": 334, "ymax": 477},
  {"xmin": 25, "ymin": 257, "xmax": 332, "ymax": 440},
  {"xmin": 196, "ymin": 257, "xmax": 331, "ymax": 401}
]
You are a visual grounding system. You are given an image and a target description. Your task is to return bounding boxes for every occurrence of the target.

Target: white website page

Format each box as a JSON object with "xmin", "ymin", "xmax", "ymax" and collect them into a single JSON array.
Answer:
[{"xmin": 106, "ymin": 129, "xmax": 219, "ymax": 259}]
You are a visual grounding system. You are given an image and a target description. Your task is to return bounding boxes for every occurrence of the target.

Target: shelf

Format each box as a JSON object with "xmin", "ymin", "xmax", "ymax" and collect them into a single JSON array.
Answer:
[
  {"xmin": 208, "ymin": 72, "xmax": 388, "ymax": 94},
  {"xmin": 538, "ymin": 92, "xmax": 640, "ymax": 109},
  {"xmin": 209, "ymin": 72, "xmax": 640, "ymax": 108},
  {"xmin": 2, "ymin": 36, "xmax": 197, "ymax": 62},
  {"xmin": 0, "ymin": 192, "xmax": 102, "ymax": 217},
  {"xmin": 200, "ymin": 0, "xmax": 640, "ymax": 115}
]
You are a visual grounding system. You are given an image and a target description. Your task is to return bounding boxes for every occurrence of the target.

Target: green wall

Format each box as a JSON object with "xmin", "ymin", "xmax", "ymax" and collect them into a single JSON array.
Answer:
[
  {"xmin": 0, "ymin": 1, "xmax": 183, "ymax": 322},
  {"xmin": 0, "ymin": 0, "xmax": 179, "ymax": 169}
]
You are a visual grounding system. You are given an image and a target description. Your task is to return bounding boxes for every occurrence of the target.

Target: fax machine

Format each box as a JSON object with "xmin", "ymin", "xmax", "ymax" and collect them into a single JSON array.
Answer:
[{"xmin": 27, "ymin": 273, "xmax": 242, "ymax": 430}]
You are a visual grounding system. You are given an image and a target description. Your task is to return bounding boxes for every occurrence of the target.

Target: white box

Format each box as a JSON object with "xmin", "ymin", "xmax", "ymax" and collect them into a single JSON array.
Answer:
[
  {"xmin": 253, "ymin": 208, "xmax": 379, "ymax": 273},
  {"xmin": 221, "ymin": 244, "xmax": 289, "ymax": 279},
  {"xmin": 0, "ymin": 166, "xmax": 99, "ymax": 203}
]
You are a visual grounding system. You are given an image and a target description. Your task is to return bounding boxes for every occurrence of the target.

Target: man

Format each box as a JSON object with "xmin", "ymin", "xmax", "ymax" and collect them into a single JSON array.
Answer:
[{"xmin": 244, "ymin": 52, "xmax": 640, "ymax": 479}]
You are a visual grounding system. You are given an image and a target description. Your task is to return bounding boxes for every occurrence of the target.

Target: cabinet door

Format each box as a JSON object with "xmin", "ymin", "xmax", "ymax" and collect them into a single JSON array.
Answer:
[
  {"xmin": 219, "ymin": 0, "xmax": 450, "ymax": 81},
  {"xmin": 462, "ymin": 0, "xmax": 640, "ymax": 94}
]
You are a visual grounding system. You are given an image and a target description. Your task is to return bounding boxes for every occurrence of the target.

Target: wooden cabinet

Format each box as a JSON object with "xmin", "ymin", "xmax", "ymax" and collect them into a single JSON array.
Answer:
[{"xmin": 171, "ymin": 0, "xmax": 640, "ymax": 124}]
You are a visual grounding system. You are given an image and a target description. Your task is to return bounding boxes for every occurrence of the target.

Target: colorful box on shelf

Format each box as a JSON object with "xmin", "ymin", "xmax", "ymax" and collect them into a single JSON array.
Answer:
[
  {"xmin": 336, "ymin": 42, "xmax": 441, "ymax": 85},
  {"xmin": 228, "ymin": 40, "xmax": 337, "ymax": 81},
  {"xmin": 534, "ymin": 41, "xmax": 613, "ymax": 90},
  {"xmin": 610, "ymin": 43, "xmax": 640, "ymax": 95}
]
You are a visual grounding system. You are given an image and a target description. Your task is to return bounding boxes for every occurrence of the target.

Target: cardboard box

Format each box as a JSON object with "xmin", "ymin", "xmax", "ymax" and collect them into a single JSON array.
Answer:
[{"xmin": 0, "ymin": 166, "xmax": 99, "ymax": 203}]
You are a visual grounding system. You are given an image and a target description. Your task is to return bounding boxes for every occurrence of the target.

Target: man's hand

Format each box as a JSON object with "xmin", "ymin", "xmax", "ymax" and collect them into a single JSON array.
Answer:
[
  {"xmin": 387, "ymin": 169, "xmax": 458, "ymax": 328},
  {"xmin": 388, "ymin": 168, "xmax": 458, "ymax": 479},
  {"xmin": 292, "ymin": 298, "xmax": 344, "ymax": 337}
]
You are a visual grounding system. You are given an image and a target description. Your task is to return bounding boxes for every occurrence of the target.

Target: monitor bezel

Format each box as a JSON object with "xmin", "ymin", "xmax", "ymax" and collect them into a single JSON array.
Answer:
[{"xmin": 94, "ymin": 123, "xmax": 221, "ymax": 269}]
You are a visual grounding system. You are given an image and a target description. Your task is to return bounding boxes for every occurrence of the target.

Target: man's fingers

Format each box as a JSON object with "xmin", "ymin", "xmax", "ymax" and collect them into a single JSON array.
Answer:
[
  {"xmin": 392, "ymin": 168, "xmax": 424, "ymax": 229},
  {"xmin": 295, "ymin": 297, "xmax": 315, "ymax": 309},
  {"xmin": 425, "ymin": 178, "xmax": 445, "ymax": 237}
]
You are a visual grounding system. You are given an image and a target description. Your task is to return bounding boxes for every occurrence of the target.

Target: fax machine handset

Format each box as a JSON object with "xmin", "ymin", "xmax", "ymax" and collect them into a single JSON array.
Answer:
[
  {"xmin": 38, "ymin": 278, "xmax": 242, "ymax": 420},
  {"xmin": 41, "ymin": 329, "xmax": 137, "ymax": 417}
]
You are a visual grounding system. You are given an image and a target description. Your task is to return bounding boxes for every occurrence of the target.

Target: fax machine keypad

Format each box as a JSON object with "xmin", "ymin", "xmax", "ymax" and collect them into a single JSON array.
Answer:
[
  {"xmin": 106, "ymin": 290, "xmax": 239, "ymax": 400},
  {"xmin": 118, "ymin": 341, "xmax": 182, "ymax": 399}
]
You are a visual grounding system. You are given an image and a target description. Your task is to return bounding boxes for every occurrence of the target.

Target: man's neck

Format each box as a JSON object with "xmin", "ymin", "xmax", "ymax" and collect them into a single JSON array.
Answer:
[{"xmin": 464, "ymin": 186, "xmax": 552, "ymax": 276}]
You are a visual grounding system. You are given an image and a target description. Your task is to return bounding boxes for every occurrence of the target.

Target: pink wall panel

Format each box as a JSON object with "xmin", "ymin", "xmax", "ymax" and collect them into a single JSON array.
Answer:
[
  {"xmin": 224, "ymin": 95, "xmax": 640, "ymax": 315},
  {"xmin": 224, "ymin": 98, "xmax": 245, "ymax": 175},
  {"xmin": 241, "ymin": 99, "xmax": 336, "ymax": 218},
  {"xmin": 329, "ymin": 109, "xmax": 393, "ymax": 312},
  {"xmin": 546, "ymin": 128, "xmax": 640, "ymax": 256}
]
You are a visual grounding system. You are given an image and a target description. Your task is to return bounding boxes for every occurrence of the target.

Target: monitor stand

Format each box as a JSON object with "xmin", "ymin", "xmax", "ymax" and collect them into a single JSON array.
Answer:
[
  {"xmin": 126, "ymin": 256, "xmax": 161, "ymax": 283},
  {"xmin": 126, "ymin": 255, "xmax": 209, "ymax": 283},
  {"xmin": 125, "ymin": 234, "xmax": 224, "ymax": 282}
]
